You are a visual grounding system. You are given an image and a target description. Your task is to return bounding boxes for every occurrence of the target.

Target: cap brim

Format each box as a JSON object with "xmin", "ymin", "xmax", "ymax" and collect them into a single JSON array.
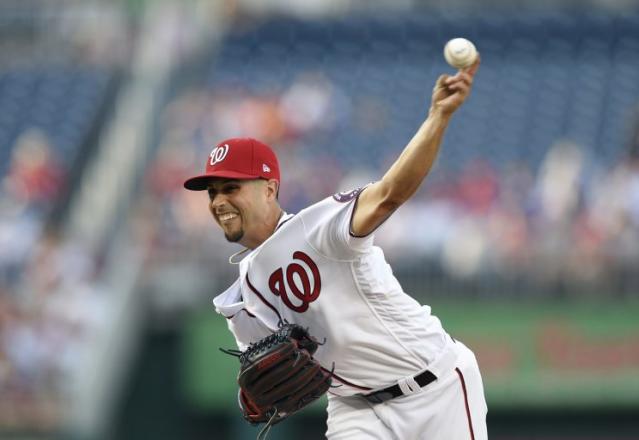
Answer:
[{"xmin": 183, "ymin": 171, "xmax": 261, "ymax": 191}]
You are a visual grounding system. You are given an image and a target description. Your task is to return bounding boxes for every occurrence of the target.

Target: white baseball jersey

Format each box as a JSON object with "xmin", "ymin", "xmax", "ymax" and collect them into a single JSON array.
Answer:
[{"xmin": 213, "ymin": 188, "xmax": 457, "ymax": 397}]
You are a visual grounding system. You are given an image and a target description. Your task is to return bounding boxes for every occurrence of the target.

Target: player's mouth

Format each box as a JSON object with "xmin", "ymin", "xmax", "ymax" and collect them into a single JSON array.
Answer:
[{"xmin": 218, "ymin": 212, "xmax": 239, "ymax": 223}]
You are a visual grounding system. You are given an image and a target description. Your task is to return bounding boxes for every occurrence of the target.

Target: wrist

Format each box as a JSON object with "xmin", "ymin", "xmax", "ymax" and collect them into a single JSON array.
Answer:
[{"xmin": 427, "ymin": 106, "xmax": 453, "ymax": 123}]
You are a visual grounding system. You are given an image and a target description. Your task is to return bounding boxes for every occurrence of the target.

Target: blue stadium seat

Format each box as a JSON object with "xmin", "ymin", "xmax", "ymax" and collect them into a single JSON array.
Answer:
[
  {"xmin": 0, "ymin": 66, "xmax": 112, "ymax": 179},
  {"xmin": 201, "ymin": 12, "xmax": 639, "ymax": 173}
]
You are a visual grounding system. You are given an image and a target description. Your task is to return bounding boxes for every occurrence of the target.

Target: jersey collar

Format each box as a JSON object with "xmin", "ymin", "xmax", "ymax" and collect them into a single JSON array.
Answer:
[{"xmin": 229, "ymin": 211, "xmax": 294, "ymax": 265}]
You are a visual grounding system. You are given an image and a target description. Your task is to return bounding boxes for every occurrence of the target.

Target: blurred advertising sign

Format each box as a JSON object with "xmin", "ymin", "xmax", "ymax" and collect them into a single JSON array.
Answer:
[
  {"xmin": 182, "ymin": 301, "xmax": 639, "ymax": 409},
  {"xmin": 436, "ymin": 301, "xmax": 639, "ymax": 408}
]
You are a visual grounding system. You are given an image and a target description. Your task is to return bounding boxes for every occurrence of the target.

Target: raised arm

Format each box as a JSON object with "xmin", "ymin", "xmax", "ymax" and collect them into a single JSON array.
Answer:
[{"xmin": 351, "ymin": 59, "xmax": 480, "ymax": 237}]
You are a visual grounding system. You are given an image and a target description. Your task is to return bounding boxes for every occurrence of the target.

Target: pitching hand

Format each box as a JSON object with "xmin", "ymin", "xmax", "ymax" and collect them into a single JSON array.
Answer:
[{"xmin": 430, "ymin": 55, "xmax": 480, "ymax": 116}]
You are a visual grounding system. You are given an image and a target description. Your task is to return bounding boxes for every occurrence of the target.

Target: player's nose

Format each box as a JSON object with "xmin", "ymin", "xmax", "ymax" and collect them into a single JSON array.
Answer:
[{"xmin": 209, "ymin": 192, "xmax": 229, "ymax": 210}]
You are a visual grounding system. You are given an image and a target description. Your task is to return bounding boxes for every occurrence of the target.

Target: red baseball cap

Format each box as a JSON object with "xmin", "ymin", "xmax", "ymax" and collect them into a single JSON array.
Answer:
[{"xmin": 184, "ymin": 138, "xmax": 280, "ymax": 191}]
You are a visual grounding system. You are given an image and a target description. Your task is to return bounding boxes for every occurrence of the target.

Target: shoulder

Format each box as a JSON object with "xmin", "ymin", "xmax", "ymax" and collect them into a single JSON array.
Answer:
[
  {"xmin": 298, "ymin": 188, "xmax": 361, "ymax": 220},
  {"xmin": 294, "ymin": 186, "xmax": 373, "ymax": 256},
  {"xmin": 299, "ymin": 186, "xmax": 367, "ymax": 215}
]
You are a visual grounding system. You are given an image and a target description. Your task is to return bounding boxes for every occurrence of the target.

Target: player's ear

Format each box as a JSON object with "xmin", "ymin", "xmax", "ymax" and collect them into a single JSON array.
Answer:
[{"xmin": 265, "ymin": 179, "xmax": 279, "ymax": 201}]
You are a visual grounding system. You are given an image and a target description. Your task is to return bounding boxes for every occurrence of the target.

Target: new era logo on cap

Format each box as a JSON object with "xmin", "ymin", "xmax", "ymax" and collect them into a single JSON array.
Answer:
[{"xmin": 184, "ymin": 138, "xmax": 280, "ymax": 191}]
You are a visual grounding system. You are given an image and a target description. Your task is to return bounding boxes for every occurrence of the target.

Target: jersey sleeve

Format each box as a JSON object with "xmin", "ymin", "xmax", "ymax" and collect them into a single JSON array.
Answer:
[
  {"xmin": 299, "ymin": 186, "xmax": 375, "ymax": 259},
  {"xmin": 225, "ymin": 312, "xmax": 272, "ymax": 351}
]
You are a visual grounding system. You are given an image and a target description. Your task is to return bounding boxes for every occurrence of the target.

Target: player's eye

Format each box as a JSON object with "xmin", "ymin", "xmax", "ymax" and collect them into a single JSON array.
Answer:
[
  {"xmin": 207, "ymin": 189, "xmax": 217, "ymax": 200},
  {"xmin": 222, "ymin": 184, "xmax": 239, "ymax": 193}
]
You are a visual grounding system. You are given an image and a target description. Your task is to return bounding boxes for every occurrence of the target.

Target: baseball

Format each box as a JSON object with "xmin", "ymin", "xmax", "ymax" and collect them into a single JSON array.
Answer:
[{"xmin": 444, "ymin": 38, "xmax": 478, "ymax": 69}]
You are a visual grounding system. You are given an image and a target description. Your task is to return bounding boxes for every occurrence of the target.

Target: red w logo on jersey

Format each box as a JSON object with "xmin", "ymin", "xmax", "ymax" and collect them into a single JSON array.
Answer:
[{"xmin": 268, "ymin": 251, "xmax": 321, "ymax": 313}]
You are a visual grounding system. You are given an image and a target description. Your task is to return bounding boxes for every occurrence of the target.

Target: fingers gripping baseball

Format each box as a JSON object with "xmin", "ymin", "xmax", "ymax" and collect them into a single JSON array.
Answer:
[{"xmin": 430, "ymin": 56, "xmax": 480, "ymax": 116}]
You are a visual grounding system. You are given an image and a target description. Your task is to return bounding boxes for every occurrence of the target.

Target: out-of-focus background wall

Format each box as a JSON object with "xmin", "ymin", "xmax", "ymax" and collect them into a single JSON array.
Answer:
[{"xmin": 1, "ymin": 0, "xmax": 638, "ymax": 439}]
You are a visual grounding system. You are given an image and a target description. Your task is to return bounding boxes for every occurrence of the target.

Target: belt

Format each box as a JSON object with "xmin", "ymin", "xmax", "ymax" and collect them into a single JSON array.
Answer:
[{"xmin": 362, "ymin": 370, "xmax": 437, "ymax": 404}]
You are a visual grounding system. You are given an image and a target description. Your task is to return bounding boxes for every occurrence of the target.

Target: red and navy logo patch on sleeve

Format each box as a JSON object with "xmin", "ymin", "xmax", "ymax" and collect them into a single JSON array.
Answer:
[{"xmin": 332, "ymin": 187, "xmax": 364, "ymax": 203}]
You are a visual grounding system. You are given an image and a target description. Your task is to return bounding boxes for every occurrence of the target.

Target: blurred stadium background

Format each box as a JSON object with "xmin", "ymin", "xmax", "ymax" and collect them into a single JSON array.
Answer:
[{"xmin": 1, "ymin": 0, "xmax": 639, "ymax": 439}]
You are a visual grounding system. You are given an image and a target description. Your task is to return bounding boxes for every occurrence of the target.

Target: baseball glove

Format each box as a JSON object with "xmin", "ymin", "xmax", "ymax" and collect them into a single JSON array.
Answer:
[{"xmin": 221, "ymin": 323, "xmax": 332, "ymax": 439}]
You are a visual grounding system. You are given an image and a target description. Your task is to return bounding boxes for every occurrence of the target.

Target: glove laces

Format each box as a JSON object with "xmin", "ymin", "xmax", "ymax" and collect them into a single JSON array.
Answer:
[
  {"xmin": 219, "ymin": 330, "xmax": 289, "ymax": 365},
  {"xmin": 256, "ymin": 409, "xmax": 279, "ymax": 440}
]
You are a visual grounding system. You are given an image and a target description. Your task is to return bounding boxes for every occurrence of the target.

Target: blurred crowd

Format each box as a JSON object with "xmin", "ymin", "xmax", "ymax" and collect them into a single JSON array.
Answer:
[
  {"xmin": 136, "ymin": 74, "xmax": 639, "ymax": 297},
  {"xmin": 0, "ymin": 130, "xmax": 111, "ymax": 431},
  {"xmin": 0, "ymin": 1, "xmax": 131, "ymax": 431},
  {"xmin": 377, "ymin": 143, "xmax": 639, "ymax": 292}
]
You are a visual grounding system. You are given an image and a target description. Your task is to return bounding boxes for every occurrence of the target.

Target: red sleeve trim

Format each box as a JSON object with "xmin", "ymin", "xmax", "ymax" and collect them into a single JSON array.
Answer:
[
  {"xmin": 348, "ymin": 184, "xmax": 392, "ymax": 239},
  {"xmin": 275, "ymin": 214, "xmax": 295, "ymax": 232}
]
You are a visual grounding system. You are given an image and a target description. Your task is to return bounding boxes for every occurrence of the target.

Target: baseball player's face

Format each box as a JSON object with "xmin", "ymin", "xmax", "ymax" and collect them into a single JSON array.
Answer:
[{"xmin": 207, "ymin": 178, "xmax": 273, "ymax": 246}]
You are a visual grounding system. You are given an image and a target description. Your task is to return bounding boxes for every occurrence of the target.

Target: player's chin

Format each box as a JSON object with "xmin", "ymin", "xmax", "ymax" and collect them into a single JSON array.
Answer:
[{"xmin": 224, "ymin": 229, "xmax": 244, "ymax": 243}]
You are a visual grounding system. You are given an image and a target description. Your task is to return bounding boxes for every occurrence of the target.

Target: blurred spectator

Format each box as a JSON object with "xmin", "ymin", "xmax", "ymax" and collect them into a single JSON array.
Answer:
[
  {"xmin": 2, "ymin": 129, "xmax": 64, "ymax": 210},
  {"xmin": 280, "ymin": 72, "xmax": 350, "ymax": 137},
  {"xmin": 455, "ymin": 159, "xmax": 500, "ymax": 214}
]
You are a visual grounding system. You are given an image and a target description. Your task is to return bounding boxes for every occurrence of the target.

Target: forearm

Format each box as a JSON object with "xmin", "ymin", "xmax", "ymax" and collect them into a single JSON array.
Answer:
[
  {"xmin": 379, "ymin": 109, "xmax": 451, "ymax": 204},
  {"xmin": 350, "ymin": 66, "xmax": 477, "ymax": 237}
]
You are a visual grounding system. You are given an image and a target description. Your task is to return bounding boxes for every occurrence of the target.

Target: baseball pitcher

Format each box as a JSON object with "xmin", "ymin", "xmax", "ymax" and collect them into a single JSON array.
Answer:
[{"xmin": 184, "ymin": 58, "xmax": 487, "ymax": 439}]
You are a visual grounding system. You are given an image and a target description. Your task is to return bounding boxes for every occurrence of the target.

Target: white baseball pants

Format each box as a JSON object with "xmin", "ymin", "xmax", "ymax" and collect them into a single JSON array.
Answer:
[{"xmin": 325, "ymin": 341, "xmax": 488, "ymax": 440}]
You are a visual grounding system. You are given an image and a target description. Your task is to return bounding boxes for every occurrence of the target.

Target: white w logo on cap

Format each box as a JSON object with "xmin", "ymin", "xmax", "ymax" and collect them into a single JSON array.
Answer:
[{"xmin": 209, "ymin": 144, "xmax": 229, "ymax": 165}]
